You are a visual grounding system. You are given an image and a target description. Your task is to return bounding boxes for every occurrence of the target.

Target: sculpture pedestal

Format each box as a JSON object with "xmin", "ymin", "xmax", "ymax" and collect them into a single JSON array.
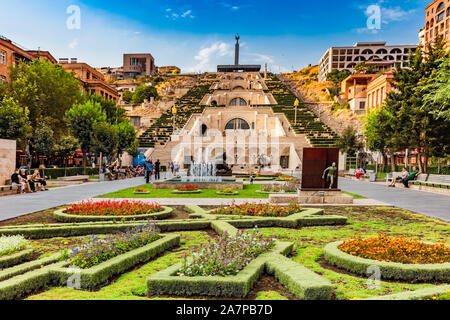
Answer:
[{"xmin": 297, "ymin": 189, "xmax": 353, "ymax": 204}]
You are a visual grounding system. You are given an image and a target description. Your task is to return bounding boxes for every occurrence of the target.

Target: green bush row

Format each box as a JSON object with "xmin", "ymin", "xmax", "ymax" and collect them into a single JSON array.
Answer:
[
  {"xmin": 265, "ymin": 253, "xmax": 332, "ymax": 300},
  {"xmin": 36, "ymin": 168, "xmax": 99, "ymax": 179},
  {"xmin": 0, "ymin": 249, "xmax": 33, "ymax": 269},
  {"xmin": 0, "ymin": 220, "xmax": 211, "ymax": 239},
  {"xmin": 0, "ymin": 253, "xmax": 61, "ymax": 282},
  {"xmin": 53, "ymin": 207, "xmax": 173, "ymax": 223},
  {"xmin": 147, "ymin": 255, "xmax": 267, "ymax": 298},
  {"xmin": 365, "ymin": 285, "xmax": 450, "ymax": 300},
  {"xmin": 323, "ymin": 241, "xmax": 450, "ymax": 282},
  {"xmin": 51, "ymin": 234, "xmax": 180, "ymax": 290}
]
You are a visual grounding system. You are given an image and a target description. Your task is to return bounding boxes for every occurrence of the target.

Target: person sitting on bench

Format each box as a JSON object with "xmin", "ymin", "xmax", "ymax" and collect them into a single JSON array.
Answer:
[
  {"xmin": 402, "ymin": 167, "xmax": 421, "ymax": 188},
  {"xmin": 355, "ymin": 167, "xmax": 366, "ymax": 180},
  {"xmin": 32, "ymin": 170, "xmax": 48, "ymax": 191},
  {"xmin": 388, "ymin": 168, "xmax": 408, "ymax": 187},
  {"xmin": 11, "ymin": 170, "xmax": 26, "ymax": 194},
  {"xmin": 19, "ymin": 169, "xmax": 35, "ymax": 192}
]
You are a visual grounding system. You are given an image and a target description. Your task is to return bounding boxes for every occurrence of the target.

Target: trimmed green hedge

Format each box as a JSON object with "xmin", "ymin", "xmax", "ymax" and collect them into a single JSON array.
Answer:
[
  {"xmin": 0, "ymin": 249, "xmax": 33, "ymax": 269},
  {"xmin": 265, "ymin": 253, "xmax": 332, "ymax": 300},
  {"xmin": 0, "ymin": 220, "xmax": 211, "ymax": 239},
  {"xmin": 51, "ymin": 234, "xmax": 180, "ymax": 290},
  {"xmin": 0, "ymin": 253, "xmax": 61, "ymax": 282},
  {"xmin": 365, "ymin": 285, "xmax": 450, "ymax": 300},
  {"xmin": 147, "ymin": 241, "xmax": 332, "ymax": 299},
  {"xmin": 53, "ymin": 206, "xmax": 173, "ymax": 223},
  {"xmin": 323, "ymin": 241, "xmax": 450, "ymax": 282},
  {"xmin": 37, "ymin": 168, "xmax": 99, "ymax": 179}
]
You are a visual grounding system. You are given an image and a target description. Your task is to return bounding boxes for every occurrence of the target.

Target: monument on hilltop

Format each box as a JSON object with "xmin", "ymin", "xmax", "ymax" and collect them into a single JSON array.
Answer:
[{"xmin": 217, "ymin": 34, "xmax": 261, "ymax": 73}]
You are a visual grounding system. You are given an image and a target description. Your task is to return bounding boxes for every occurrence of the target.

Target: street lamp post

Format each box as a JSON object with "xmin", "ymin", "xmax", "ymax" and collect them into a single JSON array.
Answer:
[{"xmin": 294, "ymin": 98, "xmax": 299, "ymax": 125}]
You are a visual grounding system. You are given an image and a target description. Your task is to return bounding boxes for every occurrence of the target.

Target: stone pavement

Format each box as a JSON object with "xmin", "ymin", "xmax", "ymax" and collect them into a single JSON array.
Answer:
[
  {"xmin": 0, "ymin": 178, "xmax": 145, "ymax": 222},
  {"xmin": 339, "ymin": 178, "xmax": 450, "ymax": 222}
]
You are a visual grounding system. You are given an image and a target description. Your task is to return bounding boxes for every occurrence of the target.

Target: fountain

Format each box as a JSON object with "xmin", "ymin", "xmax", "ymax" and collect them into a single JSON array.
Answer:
[{"xmin": 152, "ymin": 152, "xmax": 243, "ymax": 190}]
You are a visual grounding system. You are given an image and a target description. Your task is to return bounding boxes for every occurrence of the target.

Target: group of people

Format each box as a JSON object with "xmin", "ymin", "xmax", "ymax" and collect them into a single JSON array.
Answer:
[
  {"xmin": 11, "ymin": 169, "xmax": 48, "ymax": 194},
  {"xmin": 144, "ymin": 159, "xmax": 161, "ymax": 184},
  {"xmin": 168, "ymin": 162, "xmax": 180, "ymax": 176},
  {"xmin": 388, "ymin": 167, "xmax": 421, "ymax": 188}
]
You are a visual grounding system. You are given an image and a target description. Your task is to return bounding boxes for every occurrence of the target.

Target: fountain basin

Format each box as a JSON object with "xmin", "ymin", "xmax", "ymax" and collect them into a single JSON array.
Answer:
[{"xmin": 153, "ymin": 178, "xmax": 244, "ymax": 190}]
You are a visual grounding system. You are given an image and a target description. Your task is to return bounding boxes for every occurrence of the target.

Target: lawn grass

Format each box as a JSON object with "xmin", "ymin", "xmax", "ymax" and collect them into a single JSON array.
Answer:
[
  {"xmin": 97, "ymin": 184, "xmax": 269, "ymax": 199},
  {"xmin": 23, "ymin": 206, "xmax": 450, "ymax": 301},
  {"xmin": 342, "ymin": 191, "xmax": 367, "ymax": 199}
]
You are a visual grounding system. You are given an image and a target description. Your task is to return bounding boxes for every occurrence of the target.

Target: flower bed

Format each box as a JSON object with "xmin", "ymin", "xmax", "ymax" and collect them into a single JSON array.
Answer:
[
  {"xmin": 64, "ymin": 200, "xmax": 164, "ymax": 217},
  {"xmin": 0, "ymin": 235, "xmax": 29, "ymax": 257},
  {"xmin": 259, "ymin": 181, "xmax": 299, "ymax": 194},
  {"xmin": 216, "ymin": 188, "xmax": 239, "ymax": 196},
  {"xmin": 178, "ymin": 230, "xmax": 275, "ymax": 277},
  {"xmin": 211, "ymin": 203, "xmax": 302, "ymax": 217},
  {"xmin": 172, "ymin": 185, "xmax": 201, "ymax": 194},
  {"xmin": 339, "ymin": 234, "xmax": 450, "ymax": 264},
  {"xmin": 133, "ymin": 188, "xmax": 150, "ymax": 194},
  {"xmin": 66, "ymin": 223, "xmax": 161, "ymax": 269}
]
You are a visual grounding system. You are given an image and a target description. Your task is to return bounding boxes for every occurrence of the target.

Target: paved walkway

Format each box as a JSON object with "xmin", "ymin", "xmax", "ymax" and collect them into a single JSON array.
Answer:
[
  {"xmin": 0, "ymin": 178, "xmax": 145, "ymax": 222},
  {"xmin": 339, "ymin": 178, "xmax": 450, "ymax": 222}
]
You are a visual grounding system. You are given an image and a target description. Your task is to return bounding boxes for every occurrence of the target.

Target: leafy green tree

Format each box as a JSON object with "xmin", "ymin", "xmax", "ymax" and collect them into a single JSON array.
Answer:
[
  {"xmin": 423, "ymin": 58, "xmax": 450, "ymax": 121},
  {"xmin": 383, "ymin": 36, "xmax": 450, "ymax": 172},
  {"xmin": 336, "ymin": 126, "xmax": 364, "ymax": 157},
  {"xmin": 8, "ymin": 60, "xmax": 82, "ymax": 137},
  {"xmin": 85, "ymin": 93, "xmax": 126, "ymax": 124},
  {"xmin": 33, "ymin": 121, "xmax": 55, "ymax": 166},
  {"xmin": 364, "ymin": 108, "xmax": 392, "ymax": 172},
  {"xmin": 0, "ymin": 97, "xmax": 31, "ymax": 145},
  {"xmin": 92, "ymin": 122, "xmax": 118, "ymax": 160},
  {"xmin": 122, "ymin": 90, "xmax": 133, "ymax": 104},
  {"xmin": 65, "ymin": 101, "xmax": 107, "ymax": 174},
  {"xmin": 116, "ymin": 121, "xmax": 137, "ymax": 166},
  {"xmin": 132, "ymin": 85, "xmax": 159, "ymax": 104},
  {"xmin": 326, "ymin": 69, "xmax": 351, "ymax": 85},
  {"xmin": 56, "ymin": 136, "xmax": 79, "ymax": 176}
]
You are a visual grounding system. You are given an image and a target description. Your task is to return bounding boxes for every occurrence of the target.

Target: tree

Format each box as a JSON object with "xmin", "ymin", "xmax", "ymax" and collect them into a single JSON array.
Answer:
[
  {"xmin": 122, "ymin": 90, "xmax": 133, "ymax": 104},
  {"xmin": 56, "ymin": 136, "xmax": 79, "ymax": 176},
  {"xmin": 0, "ymin": 97, "xmax": 31, "ymax": 144},
  {"xmin": 8, "ymin": 60, "xmax": 82, "ymax": 137},
  {"xmin": 336, "ymin": 126, "xmax": 364, "ymax": 157},
  {"xmin": 326, "ymin": 69, "xmax": 351, "ymax": 85},
  {"xmin": 116, "ymin": 121, "xmax": 137, "ymax": 167},
  {"xmin": 85, "ymin": 93, "xmax": 126, "ymax": 124},
  {"xmin": 383, "ymin": 36, "xmax": 450, "ymax": 172},
  {"xmin": 65, "ymin": 101, "xmax": 107, "ymax": 174},
  {"xmin": 423, "ymin": 58, "xmax": 450, "ymax": 121},
  {"xmin": 364, "ymin": 108, "xmax": 392, "ymax": 172},
  {"xmin": 33, "ymin": 121, "xmax": 55, "ymax": 167},
  {"xmin": 92, "ymin": 122, "xmax": 118, "ymax": 163},
  {"xmin": 354, "ymin": 62, "xmax": 377, "ymax": 74},
  {"xmin": 132, "ymin": 85, "xmax": 159, "ymax": 104}
]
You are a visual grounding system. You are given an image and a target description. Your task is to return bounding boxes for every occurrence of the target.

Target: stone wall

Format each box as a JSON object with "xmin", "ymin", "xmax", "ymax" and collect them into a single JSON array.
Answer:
[{"xmin": 0, "ymin": 139, "xmax": 16, "ymax": 185}]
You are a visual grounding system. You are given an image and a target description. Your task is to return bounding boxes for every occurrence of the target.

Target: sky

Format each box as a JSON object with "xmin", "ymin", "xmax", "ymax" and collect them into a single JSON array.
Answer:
[{"xmin": 0, "ymin": 0, "xmax": 430, "ymax": 73}]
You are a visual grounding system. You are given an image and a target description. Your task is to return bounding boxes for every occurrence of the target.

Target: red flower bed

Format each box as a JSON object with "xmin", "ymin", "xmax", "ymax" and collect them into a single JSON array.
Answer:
[
  {"xmin": 64, "ymin": 200, "xmax": 163, "ymax": 217},
  {"xmin": 177, "ymin": 185, "xmax": 199, "ymax": 192}
]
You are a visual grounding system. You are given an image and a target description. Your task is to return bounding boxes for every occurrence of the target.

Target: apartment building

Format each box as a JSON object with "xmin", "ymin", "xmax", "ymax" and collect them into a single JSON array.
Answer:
[
  {"xmin": 422, "ymin": 0, "xmax": 450, "ymax": 50},
  {"xmin": 123, "ymin": 54, "xmax": 156, "ymax": 79},
  {"xmin": 367, "ymin": 71, "xmax": 395, "ymax": 110},
  {"xmin": 59, "ymin": 58, "xmax": 119, "ymax": 101},
  {"xmin": 318, "ymin": 42, "xmax": 417, "ymax": 82},
  {"xmin": 0, "ymin": 36, "xmax": 33, "ymax": 81}
]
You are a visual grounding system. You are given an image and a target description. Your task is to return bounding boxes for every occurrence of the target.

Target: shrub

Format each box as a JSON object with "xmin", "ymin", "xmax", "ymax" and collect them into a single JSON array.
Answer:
[
  {"xmin": 134, "ymin": 188, "xmax": 150, "ymax": 193},
  {"xmin": 0, "ymin": 235, "xmax": 29, "ymax": 257},
  {"xmin": 211, "ymin": 203, "xmax": 302, "ymax": 217},
  {"xmin": 178, "ymin": 229, "xmax": 275, "ymax": 277},
  {"xmin": 219, "ymin": 188, "xmax": 237, "ymax": 194},
  {"xmin": 64, "ymin": 200, "xmax": 163, "ymax": 216},
  {"xmin": 67, "ymin": 223, "xmax": 161, "ymax": 269},
  {"xmin": 339, "ymin": 233, "xmax": 450, "ymax": 264}
]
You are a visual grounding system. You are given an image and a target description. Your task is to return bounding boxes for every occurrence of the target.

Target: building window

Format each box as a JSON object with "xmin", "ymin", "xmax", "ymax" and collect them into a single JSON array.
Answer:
[
  {"xmin": 229, "ymin": 97, "xmax": 247, "ymax": 106},
  {"xmin": 359, "ymin": 101, "xmax": 366, "ymax": 110},
  {"xmin": 0, "ymin": 50, "xmax": 6, "ymax": 65},
  {"xmin": 437, "ymin": 2, "xmax": 445, "ymax": 13},
  {"xmin": 225, "ymin": 118, "xmax": 250, "ymax": 130}
]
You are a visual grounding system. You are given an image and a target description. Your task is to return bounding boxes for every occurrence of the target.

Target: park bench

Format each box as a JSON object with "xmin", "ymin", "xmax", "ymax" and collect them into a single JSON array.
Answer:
[
  {"xmin": 0, "ymin": 179, "xmax": 20, "ymax": 197},
  {"xmin": 413, "ymin": 174, "xmax": 450, "ymax": 189}
]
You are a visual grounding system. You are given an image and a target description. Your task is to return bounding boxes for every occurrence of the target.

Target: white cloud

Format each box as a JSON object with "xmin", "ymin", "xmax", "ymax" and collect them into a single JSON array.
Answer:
[
  {"xmin": 188, "ymin": 42, "xmax": 233, "ymax": 72},
  {"xmin": 166, "ymin": 9, "xmax": 194, "ymax": 20},
  {"xmin": 380, "ymin": 7, "xmax": 415, "ymax": 23},
  {"xmin": 181, "ymin": 10, "xmax": 192, "ymax": 18}
]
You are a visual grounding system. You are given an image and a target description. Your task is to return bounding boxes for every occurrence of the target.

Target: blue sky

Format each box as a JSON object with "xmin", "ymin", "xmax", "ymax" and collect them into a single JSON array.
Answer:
[{"xmin": 0, "ymin": 0, "xmax": 429, "ymax": 72}]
